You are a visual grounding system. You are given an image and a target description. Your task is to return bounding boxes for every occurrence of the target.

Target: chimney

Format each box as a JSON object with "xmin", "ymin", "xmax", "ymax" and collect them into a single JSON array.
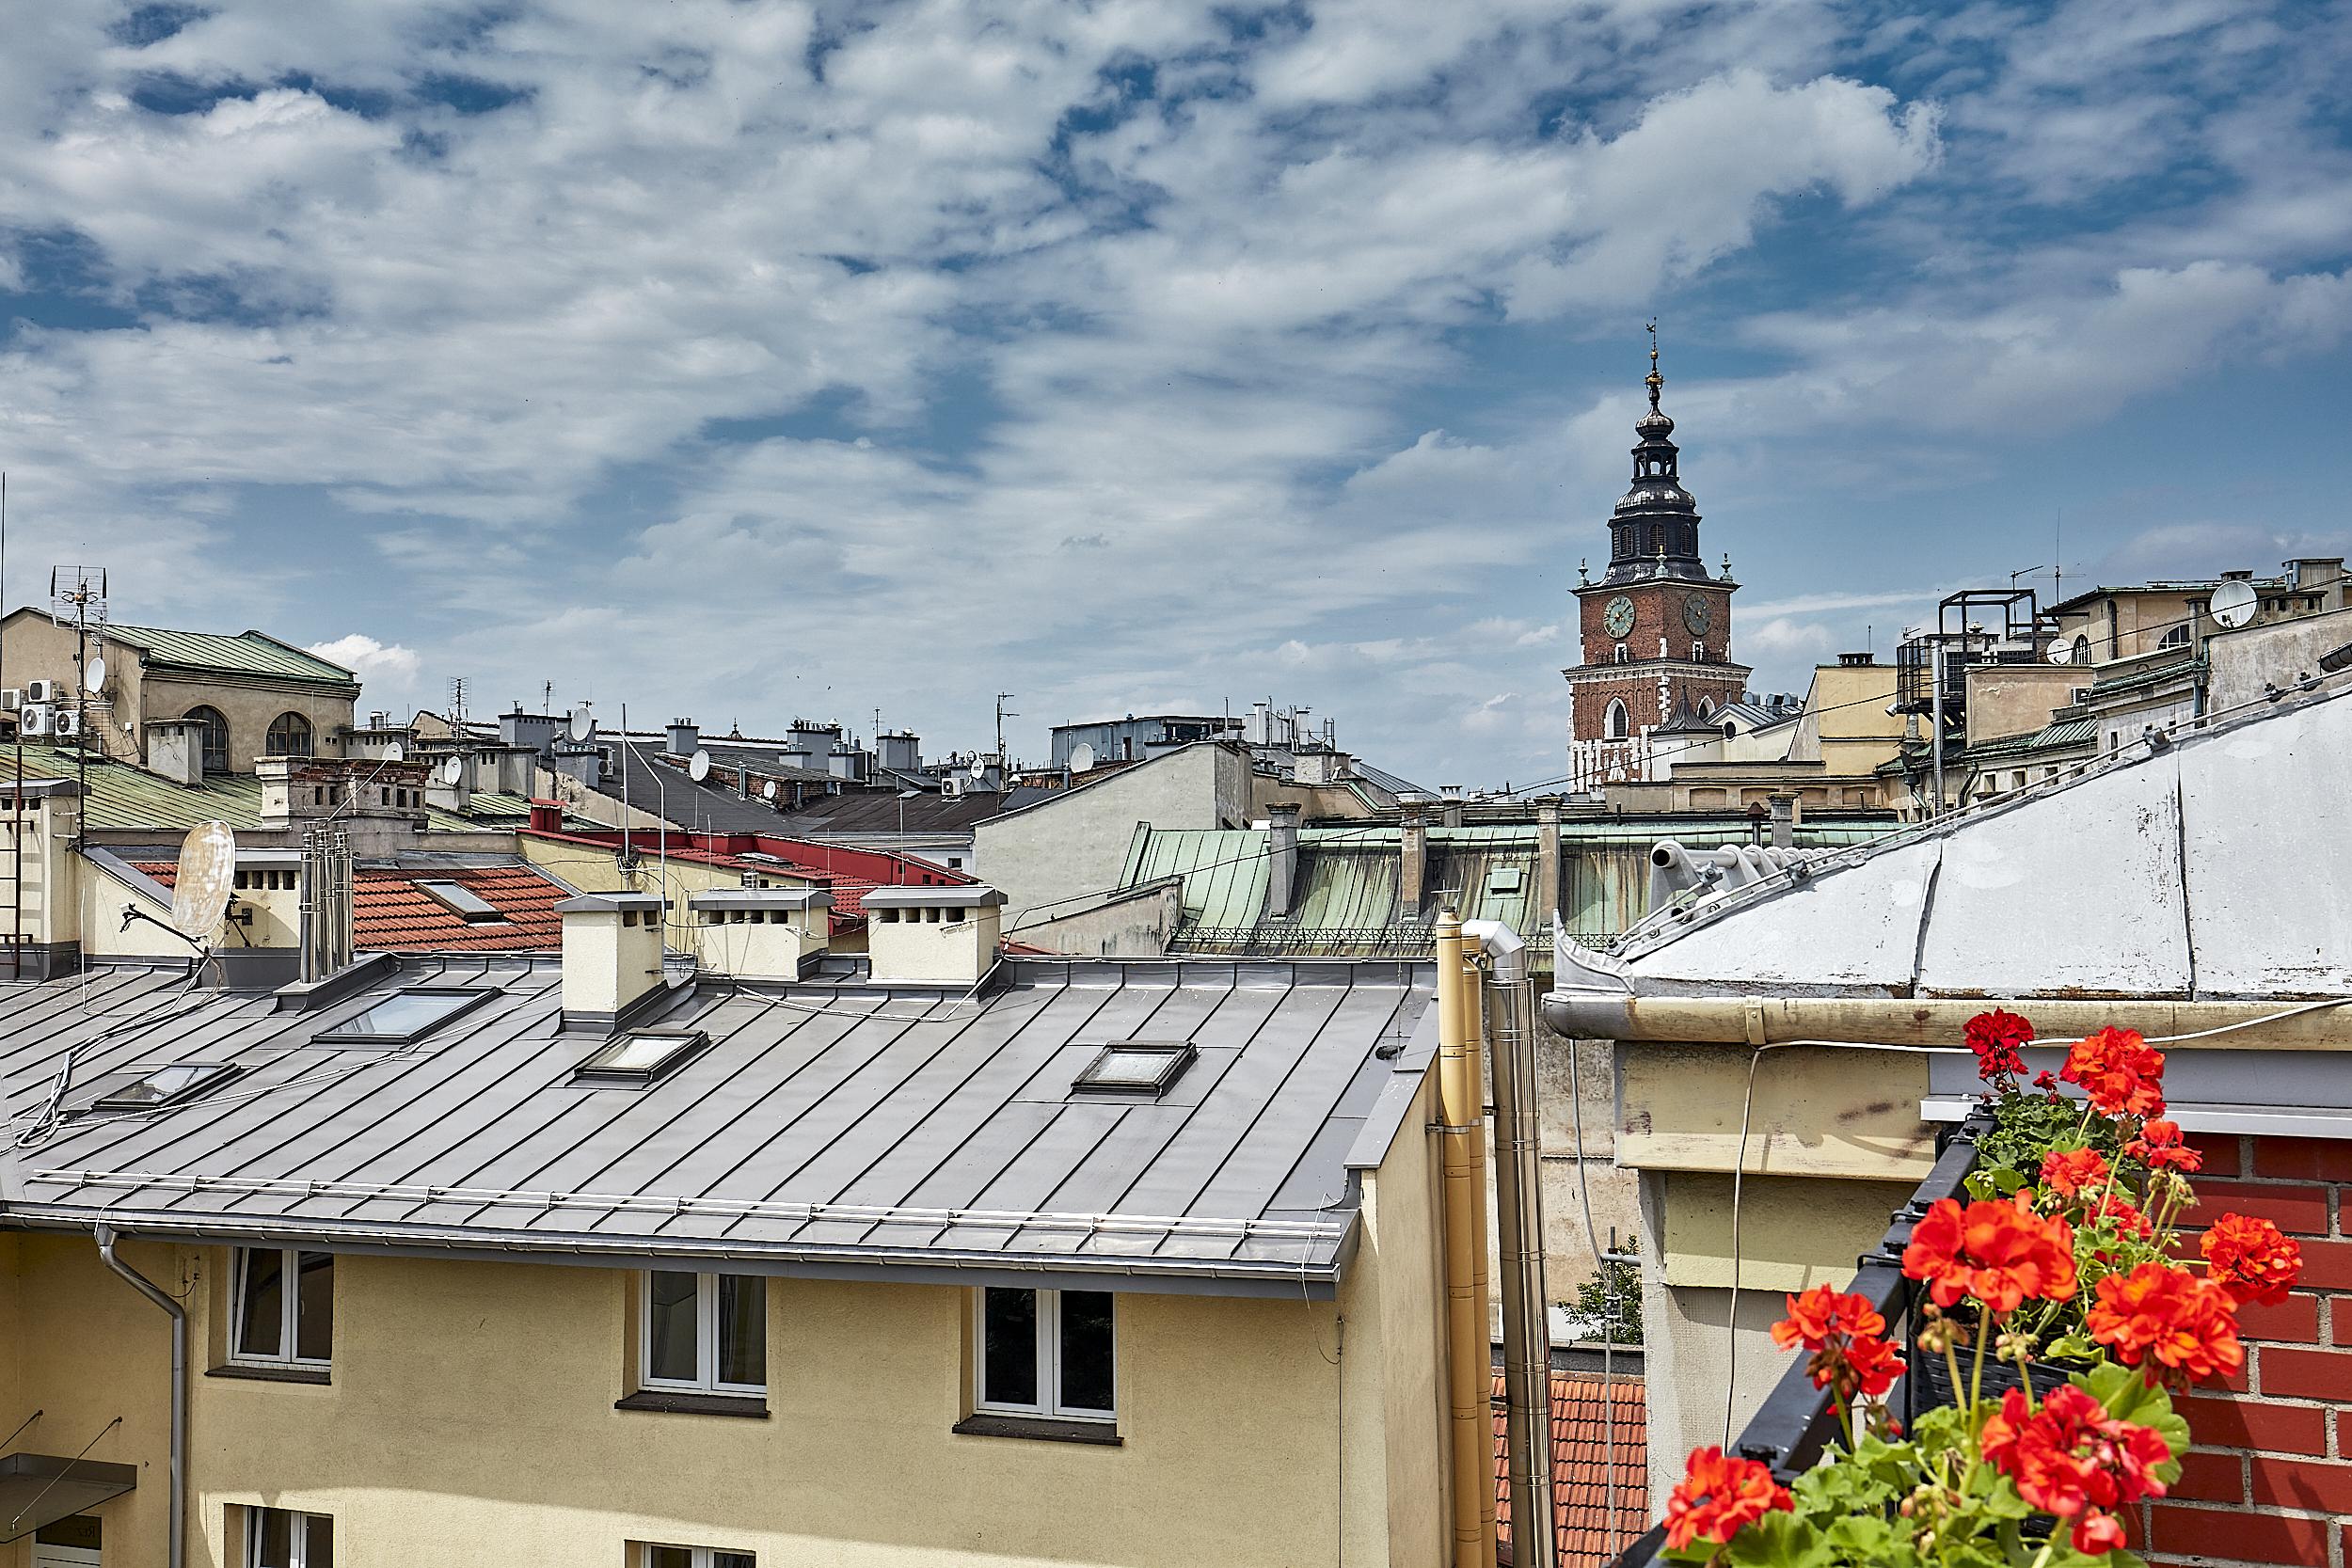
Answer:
[
  {"xmin": 1267, "ymin": 803, "xmax": 1301, "ymax": 919},
  {"xmin": 1400, "ymin": 801, "xmax": 1428, "ymax": 915},
  {"xmin": 666, "ymin": 718, "xmax": 699, "ymax": 756},
  {"xmin": 688, "ymin": 888, "xmax": 831, "ymax": 979},
  {"xmin": 863, "ymin": 885, "xmax": 1006, "ymax": 986},
  {"xmin": 1439, "ymin": 784, "xmax": 1464, "ymax": 829},
  {"xmin": 144, "ymin": 717, "xmax": 207, "ymax": 786},
  {"xmin": 527, "ymin": 798, "xmax": 563, "ymax": 834},
  {"xmin": 1535, "ymin": 800, "xmax": 1561, "ymax": 929},
  {"xmin": 297, "ymin": 828, "xmax": 355, "ymax": 983},
  {"xmin": 553, "ymin": 892, "xmax": 667, "ymax": 1024},
  {"xmin": 1769, "ymin": 794, "xmax": 1796, "ymax": 850}
]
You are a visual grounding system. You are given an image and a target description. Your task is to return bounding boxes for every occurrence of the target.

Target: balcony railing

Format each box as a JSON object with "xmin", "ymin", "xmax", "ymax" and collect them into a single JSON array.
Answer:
[{"xmin": 1607, "ymin": 1111, "xmax": 1991, "ymax": 1567}]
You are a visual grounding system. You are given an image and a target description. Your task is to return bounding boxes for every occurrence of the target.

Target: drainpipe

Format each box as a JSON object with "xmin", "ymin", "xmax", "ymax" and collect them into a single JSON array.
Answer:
[
  {"xmin": 1542, "ymin": 991, "xmax": 2352, "ymax": 1051},
  {"xmin": 1433, "ymin": 912, "xmax": 1498, "ymax": 1568},
  {"xmin": 95, "ymin": 1225, "xmax": 183, "ymax": 1568},
  {"xmin": 1465, "ymin": 919, "xmax": 1554, "ymax": 1568}
]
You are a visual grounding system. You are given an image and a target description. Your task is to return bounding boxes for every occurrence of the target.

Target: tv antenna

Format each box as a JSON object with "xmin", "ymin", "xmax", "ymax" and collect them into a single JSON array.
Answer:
[
  {"xmin": 447, "ymin": 676, "xmax": 469, "ymax": 735},
  {"xmin": 993, "ymin": 691, "xmax": 1017, "ymax": 767},
  {"xmin": 48, "ymin": 565, "xmax": 108, "ymax": 816}
]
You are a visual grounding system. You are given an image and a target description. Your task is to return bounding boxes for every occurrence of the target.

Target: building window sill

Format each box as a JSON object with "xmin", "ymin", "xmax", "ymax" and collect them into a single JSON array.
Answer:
[
  {"xmin": 207, "ymin": 1361, "xmax": 332, "ymax": 1386},
  {"xmin": 952, "ymin": 1413, "xmax": 1121, "ymax": 1447},
  {"xmin": 614, "ymin": 1389, "xmax": 770, "ymax": 1419}
]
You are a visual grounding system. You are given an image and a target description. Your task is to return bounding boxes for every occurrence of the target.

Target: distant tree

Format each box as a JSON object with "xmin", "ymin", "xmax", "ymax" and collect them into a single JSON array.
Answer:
[{"xmin": 1572, "ymin": 1236, "xmax": 1642, "ymax": 1346}]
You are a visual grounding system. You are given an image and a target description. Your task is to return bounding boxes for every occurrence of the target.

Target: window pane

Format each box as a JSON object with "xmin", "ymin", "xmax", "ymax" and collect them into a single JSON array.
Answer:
[
  {"xmin": 646, "ymin": 1272, "xmax": 699, "ymax": 1383},
  {"xmin": 252, "ymin": 1508, "xmax": 293, "ymax": 1568},
  {"xmin": 717, "ymin": 1275, "xmax": 765, "ymax": 1387},
  {"xmin": 295, "ymin": 1253, "xmax": 335, "ymax": 1361},
  {"xmin": 715, "ymin": 1554, "xmax": 756, "ymax": 1568},
  {"xmin": 646, "ymin": 1548, "xmax": 694, "ymax": 1568},
  {"xmin": 981, "ymin": 1289, "xmax": 1037, "ymax": 1408},
  {"xmin": 304, "ymin": 1515, "xmax": 333, "ymax": 1568},
  {"xmin": 237, "ymin": 1250, "xmax": 285, "ymax": 1359},
  {"xmin": 1057, "ymin": 1291, "xmax": 1115, "ymax": 1414}
]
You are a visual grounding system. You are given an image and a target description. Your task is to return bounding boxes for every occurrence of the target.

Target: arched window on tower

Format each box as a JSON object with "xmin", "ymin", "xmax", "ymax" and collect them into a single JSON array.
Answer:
[
  {"xmin": 266, "ymin": 711, "xmax": 314, "ymax": 758},
  {"xmin": 185, "ymin": 705, "xmax": 230, "ymax": 774},
  {"xmin": 2069, "ymin": 634, "xmax": 2090, "ymax": 665},
  {"xmin": 1698, "ymin": 698, "xmax": 1715, "ymax": 720},
  {"xmin": 1613, "ymin": 643, "xmax": 1628, "ymax": 664},
  {"xmin": 2158, "ymin": 624, "xmax": 2191, "ymax": 651},
  {"xmin": 1692, "ymin": 641, "xmax": 1706, "ymax": 662},
  {"xmin": 1605, "ymin": 700, "xmax": 1630, "ymax": 740}
]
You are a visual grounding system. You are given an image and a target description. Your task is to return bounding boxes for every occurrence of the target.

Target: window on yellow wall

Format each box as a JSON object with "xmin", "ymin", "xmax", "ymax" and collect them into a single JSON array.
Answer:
[
  {"xmin": 973, "ymin": 1287, "xmax": 1115, "ymax": 1422},
  {"xmin": 634, "ymin": 1545, "xmax": 755, "ymax": 1568},
  {"xmin": 231, "ymin": 1247, "xmax": 334, "ymax": 1367},
  {"xmin": 266, "ymin": 711, "xmax": 314, "ymax": 758},
  {"xmin": 640, "ymin": 1271, "xmax": 765, "ymax": 1394},
  {"xmin": 246, "ymin": 1506, "xmax": 333, "ymax": 1568}
]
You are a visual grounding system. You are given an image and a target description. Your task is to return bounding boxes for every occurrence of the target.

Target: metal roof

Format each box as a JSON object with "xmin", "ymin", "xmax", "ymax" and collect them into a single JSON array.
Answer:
[
  {"xmin": 768, "ymin": 786, "xmax": 1052, "ymax": 837},
  {"xmin": 3, "ymin": 747, "xmax": 482, "ymax": 833},
  {"xmin": 1559, "ymin": 674, "xmax": 2352, "ymax": 1001},
  {"xmin": 0, "ymin": 954, "xmax": 1437, "ymax": 1295},
  {"xmin": 105, "ymin": 625, "xmax": 359, "ymax": 689}
]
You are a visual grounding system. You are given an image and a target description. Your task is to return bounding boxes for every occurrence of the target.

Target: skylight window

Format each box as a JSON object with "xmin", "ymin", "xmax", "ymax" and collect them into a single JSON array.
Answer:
[
  {"xmin": 1073, "ymin": 1041, "xmax": 1197, "ymax": 1098},
  {"xmin": 417, "ymin": 879, "xmax": 505, "ymax": 923},
  {"xmin": 576, "ymin": 1029, "xmax": 709, "ymax": 1085},
  {"xmin": 89, "ymin": 1061, "xmax": 242, "ymax": 1113},
  {"xmin": 313, "ymin": 987, "xmax": 495, "ymax": 1046}
]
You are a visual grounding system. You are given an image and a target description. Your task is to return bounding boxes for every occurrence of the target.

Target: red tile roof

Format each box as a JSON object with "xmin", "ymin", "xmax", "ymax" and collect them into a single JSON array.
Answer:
[
  {"xmin": 1494, "ymin": 1370, "xmax": 1648, "ymax": 1568},
  {"xmin": 135, "ymin": 861, "xmax": 569, "ymax": 952}
]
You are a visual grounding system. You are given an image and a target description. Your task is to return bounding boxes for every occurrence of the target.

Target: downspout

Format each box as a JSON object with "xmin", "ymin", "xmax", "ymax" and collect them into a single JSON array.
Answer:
[
  {"xmin": 1541, "ymin": 992, "xmax": 2352, "ymax": 1052},
  {"xmin": 1465, "ymin": 919, "xmax": 1554, "ymax": 1568},
  {"xmin": 1434, "ymin": 913, "xmax": 1498, "ymax": 1568},
  {"xmin": 94, "ymin": 1225, "xmax": 184, "ymax": 1568}
]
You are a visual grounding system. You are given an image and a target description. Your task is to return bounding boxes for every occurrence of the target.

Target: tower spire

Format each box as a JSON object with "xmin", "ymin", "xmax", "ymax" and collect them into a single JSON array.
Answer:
[{"xmin": 1645, "ymin": 318, "xmax": 1663, "ymax": 412}]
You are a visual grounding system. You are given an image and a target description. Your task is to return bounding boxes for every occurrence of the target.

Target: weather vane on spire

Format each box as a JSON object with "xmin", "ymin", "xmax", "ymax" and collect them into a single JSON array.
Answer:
[{"xmin": 1645, "ymin": 318, "xmax": 1663, "ymax": 411}]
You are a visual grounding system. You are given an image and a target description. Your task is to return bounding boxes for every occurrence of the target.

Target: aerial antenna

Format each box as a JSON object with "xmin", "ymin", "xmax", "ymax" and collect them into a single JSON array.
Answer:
[
  {"xmin": 543, "ymin": 679, "xmax": 554, "ymax": 714},
  {"xmin": 48, "ymin": 565, "xmax": 108, "ymax": 820},
  {"xmin": 447, "ymin": 676, "xmax": 469, "ymax": 736},
  {"xmin": 993, "ymin": 691, "xmax": 1017, "ymax": 768}
]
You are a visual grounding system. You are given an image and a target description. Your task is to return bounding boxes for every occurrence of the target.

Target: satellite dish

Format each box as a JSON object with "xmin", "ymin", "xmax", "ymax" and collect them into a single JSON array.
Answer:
[
  {"xmin": 171, "ymin": 821, "xmax": 236, "ymax": 937},
  {"xmin": 567, "ymin": 705, "xmax": 593, "ymax": 741},
  {"xmin": 439, "ymin": 756, "xmax": 464, "ymax": 785},
  {"xmin": 385, "ymin": 740, "xmax": 405, "ymax": 763},
  {"xmin": 689, "ymin": 749, "xmax": 712, "ymax": 783},
  {"xmin": 969, "ymin": 759, "xmax": 988, "ymax": 781},
  {"xmin": 2046, "ymin": 638, "xmax": 2075, "ymax": 666},
  {"xmin": 1068, "ymin": 742, "xmax": 1095, "ymax": 771},
  {"xmin": 761, "ymin": 780, "xmax": 778, "ymax": 800},
  {"xmin": 2210, "ymin": 578, "xmax": 2258, "ymax": 630},
  {"xmin": 84, "ymin": 656, "xmax": 106, "ymax": 694}
]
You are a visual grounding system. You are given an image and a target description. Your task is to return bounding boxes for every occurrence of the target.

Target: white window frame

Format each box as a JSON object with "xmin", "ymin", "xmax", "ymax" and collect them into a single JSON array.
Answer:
[
  {"xmin": 973, "ymin": 1287, "xmax": 1116, "ymax": 1423},
  {"xmin": 230, "ymin": 1246, "xmax": 331, "ymax": 1368},
  {"xmin": 633, "ymin": 1545, "xmax": 755, "ymax": 1568},
  {"xmin": 244, "ymin": 1506, "xmax": 332, "ymax": 1568},
  {"xmin": 639, "ymin": 1271, "xmax": 765, "ymax": 1395}
]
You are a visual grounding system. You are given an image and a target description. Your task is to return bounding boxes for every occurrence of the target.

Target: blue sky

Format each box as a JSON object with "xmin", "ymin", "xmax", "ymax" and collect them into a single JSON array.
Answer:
[{"xmin": 0, "ymin": 1, "xmax": 2346, "ymax": 786}]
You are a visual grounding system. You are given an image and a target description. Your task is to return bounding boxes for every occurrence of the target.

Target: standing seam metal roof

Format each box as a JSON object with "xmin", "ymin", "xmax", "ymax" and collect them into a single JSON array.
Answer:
[{"xmin": 105, "ymin": 625, "xmax": 358, "ymax": 689}]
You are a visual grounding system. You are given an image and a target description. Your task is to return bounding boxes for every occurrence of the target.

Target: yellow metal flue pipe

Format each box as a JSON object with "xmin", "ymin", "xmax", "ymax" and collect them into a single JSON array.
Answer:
[{"xmin": 1435, "ymin": 911, "xmax": 1498, "ymax": 1568}]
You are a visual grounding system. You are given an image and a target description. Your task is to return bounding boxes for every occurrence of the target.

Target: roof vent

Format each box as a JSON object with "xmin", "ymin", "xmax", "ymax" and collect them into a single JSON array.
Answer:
[{"xmin": 1073, "ymin": 1041, "xmax": 1197, "ymax": 1097}]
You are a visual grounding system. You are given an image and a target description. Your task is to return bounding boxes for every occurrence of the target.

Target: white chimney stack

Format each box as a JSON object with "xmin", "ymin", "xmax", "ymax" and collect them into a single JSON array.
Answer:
[
  {"xmin": 863, "ymin": 885, "xmax": 1006, "ymax": 986},
  {"xmin": 553, "ymin": 892, "xmax": 667, "ymax": 1023},
  {"xmin": 688, "ymin": 888, "xmax": 830, "ymax": 980}
]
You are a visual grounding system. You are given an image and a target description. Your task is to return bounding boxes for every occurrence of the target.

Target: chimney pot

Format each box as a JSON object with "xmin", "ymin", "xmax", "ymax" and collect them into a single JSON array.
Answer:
[
  {"xmin": 864, "ymin": 885, "xmax": 1007, "ymax": 985},
  {"xmin": 553, "ymin": 892, "xmax": 667, "ymax": 1024},
  {"xmin": 687, "ymin": 888, "xmax": 831, "ymax": 980},
  {"xmin": 666, "ymin": 719, "xmax": 699, "ymax": 756}
]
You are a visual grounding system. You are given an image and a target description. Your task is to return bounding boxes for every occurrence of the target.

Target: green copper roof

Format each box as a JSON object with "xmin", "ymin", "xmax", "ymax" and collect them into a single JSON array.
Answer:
[
  {"xmin": 5, "ymin": 746, "xmax": 480, "ymax": 833},
  {"xmin": 105, "ymin": 625, "xmax": 359, "ymax": 689}
]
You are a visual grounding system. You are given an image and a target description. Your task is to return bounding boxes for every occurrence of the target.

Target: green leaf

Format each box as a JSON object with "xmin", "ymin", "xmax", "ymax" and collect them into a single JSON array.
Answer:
[
  {"xmin": 1724, "ymin": 1510, "xmax": 1834, "ymax": 1568},
  {"xmin": 2076, "ymin": 1362, "xmax": 2191, "ymax": 1460},
  {"xmin": 2045, "ymin": 1333, "xmax": 2101, "ymax": 1361}
]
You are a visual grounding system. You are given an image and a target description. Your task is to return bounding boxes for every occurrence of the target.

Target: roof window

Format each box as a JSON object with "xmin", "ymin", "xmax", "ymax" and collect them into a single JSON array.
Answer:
[
  {"xmin": 314, "ymin": 987, "xmax": 495, "ymax": 1046},
  {"xmin": 1073, "ymin": 1041, "xmax": 1197, "ymax": 1098},
  {"xmin": 88, "ymin": 1061, "xmax": 242, "ymax": 1113},
  {"xmin": 1486, "ymin": 866, "xmax": 1524, "ymax": 895},
  {"xmin": 417, "ymin": 879, "xmax": 505, "ymax": 923},
  {"xmin": 576, "ymin": 1029, "xmax": 709, "ymax": 1085}
]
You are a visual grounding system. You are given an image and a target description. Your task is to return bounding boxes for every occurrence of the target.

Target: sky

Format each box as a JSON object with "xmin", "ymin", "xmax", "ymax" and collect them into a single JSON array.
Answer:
[{"xmin": 0, "ymin": 1, "xmax": 2346, "ymax": 789}]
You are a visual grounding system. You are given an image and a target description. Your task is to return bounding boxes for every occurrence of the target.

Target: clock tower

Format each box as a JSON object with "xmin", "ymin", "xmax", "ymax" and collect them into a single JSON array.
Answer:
[{"xmin": 1564, "ymin": 326, "xmax": 1749, "ymax": 788}]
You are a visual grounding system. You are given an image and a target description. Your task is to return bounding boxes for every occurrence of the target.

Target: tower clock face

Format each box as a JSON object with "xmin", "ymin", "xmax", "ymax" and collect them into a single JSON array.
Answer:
[
  {"xmin": 1602, "ymin": 595, "xmax": 1636, "ymax": 639},
  {"xmin": 1683, "ymin": 594, "xmax": 1713, "ymax": 635}
]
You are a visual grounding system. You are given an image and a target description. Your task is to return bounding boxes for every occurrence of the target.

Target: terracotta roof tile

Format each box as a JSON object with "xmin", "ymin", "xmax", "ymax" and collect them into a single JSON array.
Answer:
[
  {"xmin": 137, "ymin": 861, "xmax": 567, "ymax": 952},
  {"xmin": 1494, "ymin": 1370, "xmax": 1648, "ymax": 1568}
]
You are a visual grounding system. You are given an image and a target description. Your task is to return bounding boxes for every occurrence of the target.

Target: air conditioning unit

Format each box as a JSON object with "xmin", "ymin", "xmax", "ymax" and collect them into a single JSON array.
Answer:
[
  {"xmin": 0, "ymin": 689, "xmax": 18, "ymax": 712},
  {"xmin": 52, "ymin": 709, "xmax": 81, "ymax": 737},
  {"xmin": 941, "ymin": 776, "xmax": 964, "ymax": 798},
  {"xmin": 23, "ymin": 679, "xmax": 60, "ymax": 705},
  {"xmin": 20, "ymin": 705, "xmax": 54, "ymax": 736}
]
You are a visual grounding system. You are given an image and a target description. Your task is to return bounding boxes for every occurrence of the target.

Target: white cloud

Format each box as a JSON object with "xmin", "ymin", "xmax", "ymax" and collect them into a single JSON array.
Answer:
[{"xmin": 309, "ymin": 634, "xmax": 421, "ymax": 696}]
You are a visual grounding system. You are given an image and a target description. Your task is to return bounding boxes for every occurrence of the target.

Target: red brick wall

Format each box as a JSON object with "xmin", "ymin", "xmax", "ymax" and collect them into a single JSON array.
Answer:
[
  {"xmin": 1575, "ymin": 582, "xmax": 1735, "ymax": 667},
  {"xmin": 2145, "ymin": 1132, "xmax": 2352, "ymax": 1567}
]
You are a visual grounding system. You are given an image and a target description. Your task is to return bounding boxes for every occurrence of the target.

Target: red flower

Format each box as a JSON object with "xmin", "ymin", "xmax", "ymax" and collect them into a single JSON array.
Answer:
[
  {"xmin": 1965, "ymin": 1008, "xmax": 2034, "ymax": 1081},
  {"xmin": 1902, "ymin": 1196, "xmax": 2079, "ymax": 1314},
  {"xmin": 2039, "ymin": 1147, "xmax": 2110, "ymax": 1199},
  {"xmin": 1663, "ymin": 1446, "xmax": 1792, "ymax": 1551},
  {"xmin": 2125, "ymin": 1117, "xmax": 2201, "ymax": 1172},
  {"xmin": 2062, "ymin": 1026, "xmax": 2167, "ymax": 1118},
  {"xmin": 2087, "ymin": 1262, "xmax": 2244, "ymax": 1386},
  {"xmin": 2032, "ymin": 1069, "xmax": 2060, "ymax": 1094},
  {"xmin": 2201, "ymin": 1213, "xmax": 2303, "ymax": 1307},
  {"xmin": 1772, "ymin": 1285, "xmax": 1906, "ymax": 1403},
  {"xmin": 2090, "ymin": 1193, "xmax": 2153, "ymax": 1243},
  {"xmin": 1980, "ymin": 1383, "xmax": 2171, "ymax": 1554}
]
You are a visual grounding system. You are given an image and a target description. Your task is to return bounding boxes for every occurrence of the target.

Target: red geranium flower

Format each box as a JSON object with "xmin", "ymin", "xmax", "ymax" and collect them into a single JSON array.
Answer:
[
  {"xmin": 1772, "ymin": 1285, "xmax": 1906, "ymax": 1403},
  {"xmin": 1902, "ymin": 1196, "xmax": 2079, "ymax": 1314},
  {"xmin": 2090, "ymin": 1193, "xmax": 2154, "ymax": 1243},
  {"xmin": 1663, "ymin": 1445, "xmax": 1792, "ymax": 1551},
  {"xmin": 2063, "ymin": 1026, "xmax": 2167, "ymax": 1118},
  {"xmin": 2201, "ymin": 1213, "xmax": 2303, "ymax": 1307},
  {"xmin": 2125, "ymin": 1117, "xmax": 2201, "ymax": 1172},
  {"xmin": 2087, "ymin": 1261, "xmax": 2244, "ymax": 1386},
  {"xmin": 1965, "ymin": 1008, "xmax": 2034, "ymax": 1081},
  {"xmin": 2039, "ymin": 1147, "xmax": 2109, "ymax": 1199},
  {"xmin": 2032, "ymin": 1069, "xmax": 2060, "ymax": 1095},
  {"xmin": 1980, "ymin": 1383, "xmax": 2171, "ymax": 1556}
]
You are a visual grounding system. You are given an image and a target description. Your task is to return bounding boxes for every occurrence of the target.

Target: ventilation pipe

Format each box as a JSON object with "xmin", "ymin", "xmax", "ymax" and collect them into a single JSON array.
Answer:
[
  {"xmin": 1434, "ymin": 912, "xmax": 1498, "ymax": 1568},
  {"xmin": 1463, "ymin": 918, "xmax": 1553, "ymax": 1568},
  {"xmin": 96, "ymin": 1225, "xmax": 183, "ymax": 1568},
  {"xmin": 1266, "ymin": 803, "xmax": 1301, "ymax": 919},
  {"xmin": 297, "ymin": 827, "xmax": 354, "ymax": 983}
]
